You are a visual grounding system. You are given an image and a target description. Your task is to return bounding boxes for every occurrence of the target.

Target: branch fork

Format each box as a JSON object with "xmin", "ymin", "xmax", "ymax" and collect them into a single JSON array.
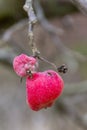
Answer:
[{"xmin": 23, "ymin": 0, "xmax": 68, "ymax": 74}]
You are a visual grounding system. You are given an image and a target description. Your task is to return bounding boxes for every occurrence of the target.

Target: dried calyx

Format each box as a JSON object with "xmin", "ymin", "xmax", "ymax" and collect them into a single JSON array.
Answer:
[{"xmin": 57, "ymin": 64, "xmax": 68, "ymax": 74}]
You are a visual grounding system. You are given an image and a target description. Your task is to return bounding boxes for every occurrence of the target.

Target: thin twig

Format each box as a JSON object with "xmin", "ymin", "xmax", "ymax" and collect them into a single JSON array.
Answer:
[
  {"xmin": 23, "ymin": 0, "xmax": 40, "ymax": 56},
  {"xmin": 38, "ymin": 56, "xmax": 57, "ymax": 70}
]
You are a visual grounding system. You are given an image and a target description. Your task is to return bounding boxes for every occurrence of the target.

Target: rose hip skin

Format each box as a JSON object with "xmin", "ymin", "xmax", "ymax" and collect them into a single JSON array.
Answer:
[
  {"xmin": 26, "ymin": 70, "xmax": 64, "ymax": 111},
  {"xmin": 13, "ymin": 54, "xmax": 37, "ymax": 77}
]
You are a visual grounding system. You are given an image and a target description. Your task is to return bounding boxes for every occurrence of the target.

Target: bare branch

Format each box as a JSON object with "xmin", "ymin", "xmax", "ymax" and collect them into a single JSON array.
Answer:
[
  {"xmin": 1, "ymin": 0, "xmax": 87, "ymax": 97},
  {"xmin": 23, "ymin": 0, "xmax": 40, "ymax": 55},
  {"xmin": 23, "ymin": 0, "xmax": 37, "ymax": 24},
  {"xmin": 71, "ymin": 0, "xmax": 87, "ymax": 15},
  {"xmin": 34, "ymin": 0, "xmax": 87, "ymax": 74}
]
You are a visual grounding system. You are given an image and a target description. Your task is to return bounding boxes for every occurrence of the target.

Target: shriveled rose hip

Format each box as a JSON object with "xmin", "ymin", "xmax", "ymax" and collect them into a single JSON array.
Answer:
[
  {"xmin": 26, "ymin": 70, "xmax": 64, "ymax": 111},
  {"xmin": 13, "ymin": 54, "xmax": 37, "ymax": 77}
]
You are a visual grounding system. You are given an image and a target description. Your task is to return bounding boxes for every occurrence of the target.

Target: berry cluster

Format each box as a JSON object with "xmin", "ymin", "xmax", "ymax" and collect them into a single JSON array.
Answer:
[{"xmin": 13, "ymin": 54, "xmax": 64, "ymax": 111}]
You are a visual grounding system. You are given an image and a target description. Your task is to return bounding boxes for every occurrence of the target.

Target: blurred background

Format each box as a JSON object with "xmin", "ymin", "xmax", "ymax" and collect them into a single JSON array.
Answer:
[{"xmin": 0, "ymin": 0, "xmax": 87, "ymax": 130}]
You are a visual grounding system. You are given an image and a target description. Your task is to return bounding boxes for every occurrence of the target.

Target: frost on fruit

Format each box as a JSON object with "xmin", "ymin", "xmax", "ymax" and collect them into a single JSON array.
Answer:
[
  {"xmin": 13, "ymin": 54, "xmax": 64, "ymax": 111},
  {"xmin": 26, "ymin": 70, "xmax": 64, "ymax": 111},
  {"xmin": 13, "ymin": 54, "xmax": 37, "ymax": 77}
]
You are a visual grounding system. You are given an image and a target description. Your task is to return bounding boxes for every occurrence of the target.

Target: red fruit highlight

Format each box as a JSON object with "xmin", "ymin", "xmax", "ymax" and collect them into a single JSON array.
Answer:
[
  {"xmin": 13, "ymin": 54, "xmax": 37, "ymax": 77},
  {"xmin": 26, "ymin": 70, "xmax": 64, "ymax": 111}
]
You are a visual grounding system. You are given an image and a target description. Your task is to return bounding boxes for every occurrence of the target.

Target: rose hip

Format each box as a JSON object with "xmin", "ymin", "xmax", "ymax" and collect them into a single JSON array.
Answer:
[
  {"xmin": 13, "ymin": 54, "xmax": 37, "ymax": 77},
  {"xmin": 26, "ymin": 70, "xmax": 64, "ymax": 111}
]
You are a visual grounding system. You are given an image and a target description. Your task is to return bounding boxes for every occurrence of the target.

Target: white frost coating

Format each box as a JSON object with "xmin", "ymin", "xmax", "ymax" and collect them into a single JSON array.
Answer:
[{"xmin": 23, "ymin": 0, "xmax": 37, "ymax": 24}]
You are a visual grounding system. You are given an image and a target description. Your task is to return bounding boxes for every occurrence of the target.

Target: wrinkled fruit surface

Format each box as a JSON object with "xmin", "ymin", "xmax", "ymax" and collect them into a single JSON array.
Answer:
[
  {"xmin": 13, "ymin": 54, "xmax": 37, "ymax": 77},
  {"xmin": 26, "ymin": 70, "xmax": 64, "ymax": 111}
]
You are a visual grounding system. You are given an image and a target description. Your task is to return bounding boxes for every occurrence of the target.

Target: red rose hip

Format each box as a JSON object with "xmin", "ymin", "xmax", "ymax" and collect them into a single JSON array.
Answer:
[
  {"xmin": 26, "ymin": 70, "xmax": 64, "ymax": 111},
  {"xmin": 13, "ymin": 54, "xmax": 37, "ymax": 77}
]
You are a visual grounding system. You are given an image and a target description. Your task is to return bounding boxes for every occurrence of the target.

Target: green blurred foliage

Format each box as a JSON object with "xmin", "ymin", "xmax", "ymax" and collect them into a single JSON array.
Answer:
[
  {"xmin": 73, "ymin": 42, "xmax": 87, "ymax": 55},
  {"xmin": 41, "ymin": 0, "xmax": 77, "ymax": 17},
  {"xmin": 0, "ymin": 0, "xmax": 77, "ymax": 20},
  {"xmin": 0, "ymin": 0, "xmax": 26, "ymax": 20},
  {"xmin": 0, "ymin": 0, "xmax": 77, "ymax": 29}
]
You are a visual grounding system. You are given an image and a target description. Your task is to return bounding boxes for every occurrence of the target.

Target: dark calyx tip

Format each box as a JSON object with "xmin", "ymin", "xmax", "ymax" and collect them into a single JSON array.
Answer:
[
  {"xmin": 57, "ymin": 64, "xmax": 68, "ymax": 74},
  {"xmin": 26, "ymin": 70, "xmax": 33, "ymax": 78}
]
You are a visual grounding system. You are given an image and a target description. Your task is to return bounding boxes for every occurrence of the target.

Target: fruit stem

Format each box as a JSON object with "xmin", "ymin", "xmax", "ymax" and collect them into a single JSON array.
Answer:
[
  {"xmin": 38, "ymin": 56, "xmax": 57, "ymax": 70},
  {"xmin": 34, "ymin": 55, "xmax": 68, "ymax": 74}
]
